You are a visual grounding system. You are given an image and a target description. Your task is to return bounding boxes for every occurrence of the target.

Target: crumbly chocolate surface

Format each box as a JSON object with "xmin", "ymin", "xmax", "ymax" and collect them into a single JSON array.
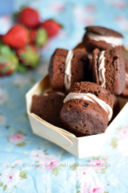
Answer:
[
  {"xmin": 31, "ymin": 91, "xmax": 65, "ymax": 127},
  {"xmin": 92, "ymin": 48, "xmax": 125, "ymax": 95},
  {"xmin": 119, "ymin": 46, "xmax": 128, "ymax": 96},
  {"xmin": 49, "ymin": 48, "xmax": 89, "ymax": 91},
  {"xmin": 49, "ymin": 48, "xmax": 68, "ymax": 90},
  {"xmin": 60, "ymin": 82, "xmax": 115, "ymax": 136}
]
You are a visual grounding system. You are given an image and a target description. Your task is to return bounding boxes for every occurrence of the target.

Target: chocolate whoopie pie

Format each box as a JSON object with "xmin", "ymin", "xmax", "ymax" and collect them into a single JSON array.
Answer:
[
  {"xmin": 49, "ymin": 48, "xmax": 88, "ymax": 91},
  {"xmin": 83, "ymin": 26, "xmax": 123, "ymax": 52},
  {"xmin": 92, "ymin": 47, "xmax": 125, "ymax": 95},
  {"xmin": 31, "ymin": 91, "xmax": 65, "ymax": 127},
  {"xmin": 60, "ymin": 82, "xmax": 115, "ymax": 136}
]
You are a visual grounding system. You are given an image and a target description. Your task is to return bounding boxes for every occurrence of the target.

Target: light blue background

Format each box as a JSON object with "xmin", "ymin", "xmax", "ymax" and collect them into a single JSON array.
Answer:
[{"xmin": 0, "ymin": 0, "xmax": 128, "ymax": 192}]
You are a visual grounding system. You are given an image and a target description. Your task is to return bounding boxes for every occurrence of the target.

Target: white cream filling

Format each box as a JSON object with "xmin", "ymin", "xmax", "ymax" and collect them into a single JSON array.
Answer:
[
  {"xmin": 88, "ymin": 53, "xmax": 92, "ymax": 60},
  {"xmin": 88, "ymin": 33, "xmax": 122, "ymax": 47},
  {"xmin": 43, "ymin": 91, "xmax": 64, "ymax": 96},
  {"xmin": 125, "ymin": 73, "xmax": 128, "ymax": 82},
  {"xmin": 43, "ymin": 93, "xmax": 48, "ymax": 96},
  {"xmin": 98, "ymin": 51, "xmax": 106, "ymax": 88},
  {"xmin": 56, "ymin": 92, "xmax": 65, "ymax": 96},
  {"xmin": 64, "ymin": 92, "xmax": 113, "ymax": 121},
  {"xmin": 64, "ymin": 50, "xmax": 74, "ymax": 90}
]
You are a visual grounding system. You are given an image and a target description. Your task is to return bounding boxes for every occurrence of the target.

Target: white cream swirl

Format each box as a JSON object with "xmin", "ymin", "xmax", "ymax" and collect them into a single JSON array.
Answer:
[
  {"xmin": 64, "ymin": 92, "xmax": 113, "ymax": 121},
  {"xmin": 88, "ymin": 33, "xmax": 122, "ymax": 47},
  {"xmin": 98, "ymin": 51, "xmax": 106, "ymax": 88},
  {"xmin": 64, "ymin": 50, "xmax": 74, "ymax": 90}
]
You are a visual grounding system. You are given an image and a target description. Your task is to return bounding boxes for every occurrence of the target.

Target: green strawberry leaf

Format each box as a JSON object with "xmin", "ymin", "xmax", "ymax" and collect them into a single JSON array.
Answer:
[
  {"xmin": 20, "ymin": 46, "xmax": 40, "ymax": 68},
  {"xmin": 0, "ymin": 56, "xmax": 8, "ymax": 64},
  {"xmin": 0, "ymin": 45, "xmax": 13, "ymax": 56},
  {"xmin": 0, "ymin": 45, "xmax": 19, "ymax": 74},
  {"xmin": 36, "ymin": 28, "xmax": 48, "ymax": 46}
]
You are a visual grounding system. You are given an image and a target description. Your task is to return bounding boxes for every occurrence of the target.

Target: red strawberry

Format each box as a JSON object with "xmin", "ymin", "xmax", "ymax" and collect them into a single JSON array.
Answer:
[
  {"xmin": 40, "ymin": 19, "xmax": 62, "ymax": 38},
  {"xmin": 18, "ymin": 7, "xmax": 40, "ymax": 28},
  {"xmin": 17, "ymin": 45, "xmax": 40, "ymax": 68},
  {"xmin": 3, "ymin": 24, "xmax": 29, "ymax": 49},
  {"xmin": 30, "ymin": 28, "xmax": 48, "ymax": 47}
]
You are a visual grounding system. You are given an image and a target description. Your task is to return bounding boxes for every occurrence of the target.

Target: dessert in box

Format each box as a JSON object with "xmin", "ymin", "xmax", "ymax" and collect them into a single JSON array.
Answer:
[
  {"xmin": 92, "ymin": 47, "xmax": 125, "ymax": 95},
  {"xmin": 26, "ymin": 75, "xmax": 128, "ymax": 158},
  {"xmin": 82, "ymin": 26, "xmax": 123, "ymax": 52},
  {"xmin": 26, "ymin": 25, "xmax": 128, "ymax": 158},
  {"xmin": 82, "ymin": 26, "xmax": 124, "ymax": 80},
  {"xmin": 60, "ymin": 82, "xmax": 115, "ymax": 136},
  {"xmin": 31, "ymin": 90, "xmax": 65, "ymax": 128},
  {"xmin": 49, "ymin": 48, "xmax": 89, "ymax": 90}
]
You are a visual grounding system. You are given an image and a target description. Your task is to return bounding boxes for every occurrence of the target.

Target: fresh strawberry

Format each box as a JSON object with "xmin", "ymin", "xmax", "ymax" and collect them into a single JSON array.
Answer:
[
  {"xmin": 18, "ymin": 7, "xmax": 40, "ymax": 28},
  {"xmin": 30, "ymin": 28, "xmax": 48, "ymax": 47},
  {"xmin": 40, "ymin": 19, "xmax": 62, "ymax": 38},
  {"xmin": 0, "ymin": 45, "xmax": 18, "ymax": 76},
  {"xmin": 0, "ymin": 63, "xmax": 15, "ymax": 76},
  {"xmin": 17, "ymin": 45, "xmax": 40, "ymax": 68},
  {"xmin": 3, "ymin": 24, "xmax": 29, "ymax": 49}
]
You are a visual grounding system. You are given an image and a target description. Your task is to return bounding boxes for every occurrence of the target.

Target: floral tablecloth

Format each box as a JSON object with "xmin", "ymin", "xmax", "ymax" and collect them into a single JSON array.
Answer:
[{"xmin": 0, "ymin": 0, "xmax": 128, "ymax": 192}]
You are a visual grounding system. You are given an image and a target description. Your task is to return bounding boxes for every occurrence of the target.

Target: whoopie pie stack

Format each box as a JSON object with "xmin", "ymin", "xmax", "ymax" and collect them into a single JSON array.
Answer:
[{"xmin": 31, "ymin": 25, "xmax": 128, "ymax": 137}]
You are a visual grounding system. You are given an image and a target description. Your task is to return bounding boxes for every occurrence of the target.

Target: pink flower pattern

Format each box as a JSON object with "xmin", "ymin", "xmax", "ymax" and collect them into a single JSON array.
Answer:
[
  {"xmin": 8, "ymin": 133, "xmax": 25, "ymax": 145},
  {"xmin": 88, "ymin": 159, "xmax": 106, "ymax": 172},
  {"xmin": 118, "ymin": 127, "xmax": 128, "ymax": 139},
  {"xmin": 0, "ymin": 167, "xmax": 27, "ymax": 190},
  {"xmin": 43, "ymin": 156, "xmax": 60, "ymax": 170},
  {"xmin": 31, "ymin": 150, "xmax": 60, "ymax": 170},
  {"xmin": 77, "ymin": 167, "xmax": 104, "ymax": 193},
  {"xmin": 0, "ymin": 168, "xmax": 20, "ymax": 188},
  {"xmin": 30, "ymin": 150, "xmax": 45, "ymax": 161}
]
